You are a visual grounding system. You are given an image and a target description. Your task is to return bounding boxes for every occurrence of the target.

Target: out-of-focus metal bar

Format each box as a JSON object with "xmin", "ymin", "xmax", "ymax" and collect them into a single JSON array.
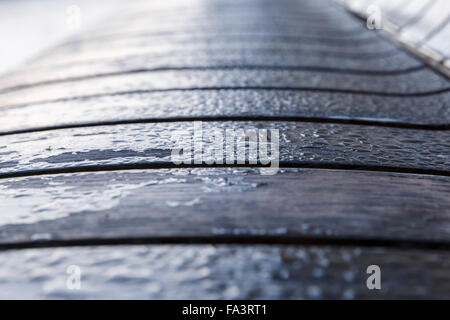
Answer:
[{"xmin": 338, "ymin": 0, "xmax": 450, "ymax": 77}]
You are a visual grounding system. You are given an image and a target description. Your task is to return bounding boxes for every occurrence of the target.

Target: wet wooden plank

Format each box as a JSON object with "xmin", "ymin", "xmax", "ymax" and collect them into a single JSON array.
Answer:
[
  {"xmin": 89, "ymin": 19, "xmax": 364, "ymax": 39},
  {"xmin": 0, "ymin": 121, "xmax": 448, "ymax": 175},
  {"xmin": 0, "ymin": 46, "xmax": 420, "ymax": 92},
  {"xmin": 0, "ymin": 90, "xmax": 448, "ymax": 133},
  {"xmin": 81, "ymin": 18, "xmax": 366, "ymax": 38},
  {"xmin": 0, "ymin": 68, "xmax": 447, "ymax": 109},
  {"xmin": 64, "ymin": 22, "xmax": 382, "ymax": 50},
  {"xmin": 31, "ymin": 32, "xmax": 399, "ymax": 68},
  {"xmin": 0, "ymin": 169, "xmax": 448, "ymax": 245},
  {"xmin": 0, "ymin": 244, "xmax": 448, "ymax": 299}
]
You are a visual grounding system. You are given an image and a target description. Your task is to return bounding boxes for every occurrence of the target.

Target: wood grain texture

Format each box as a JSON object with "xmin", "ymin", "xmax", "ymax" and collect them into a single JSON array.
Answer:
[{"xmin": 0, "ymin": 169, "xmax": 448, "ymax": 245}]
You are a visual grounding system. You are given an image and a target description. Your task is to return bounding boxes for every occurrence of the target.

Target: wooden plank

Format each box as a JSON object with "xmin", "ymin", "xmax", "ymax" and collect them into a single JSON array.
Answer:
[
  {"xmin": 0, "ymin": 68, "xmax": 447, "ymax": 109},
  {"xmin": 31, "ymin": 32, "xmax": 398, "ymax": 68},
  {"xmin": 0, "ymin": 121, "xmax": 448, "ymax": 175},
  {"xmin": 0, "ymin": 90, "xmax": 448, "ymax": 133},
  {"xmin": 65, "ymin": 24, "xmax": 382, "ymax": 49},
  {"xmin": 0, "ymin": 169, "xmax": 448, "ymax": 245},
  {"xmin": 87, "ymin": 16, "xmax": 368, "ymax": 40},
  {"xmin": 0, "ymin": 244, "xmax": 448, "ymax": 299},
  {"xmin": 79, "ymin": 20, "xmax": 367, "ymax": 38},
  {"xmin": 0, "ymin": 47, "xmax": 420, "ymax": 92}
]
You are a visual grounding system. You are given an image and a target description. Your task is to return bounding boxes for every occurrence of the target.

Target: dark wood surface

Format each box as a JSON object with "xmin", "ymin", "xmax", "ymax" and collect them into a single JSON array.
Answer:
[
  {"xmin": 1, "ymin": 68, "xmax": 448, "ymax": 109},
  {"xmin": 1, "ymin": 90, "xmax": 449, "ymax": 134},
  {"xmin": 0, "ymin": 0, "xmax": 448, "ymax": 299},
  {"xmin": 0, "ymin": 244, "xmax": 448, "ymax": 299},
  {"xmin": 0, "ymin": 169, "xmax": 448, "ymax": 246},
  {"xmin": 0, "ymin": 121, "xmax": 448, "ymax": 175}
]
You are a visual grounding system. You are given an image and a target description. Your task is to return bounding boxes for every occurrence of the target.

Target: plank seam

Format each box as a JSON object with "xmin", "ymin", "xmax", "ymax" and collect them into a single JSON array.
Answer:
[
  {"xmin": 0, "ymin": 116, "xmax": 449, "ymax": 138},
  {"xmin": 1, "ymin": 235, "xmax": 449, "ymax": 252},
  {"xmin": 2, "ymin": 86, "xmax": 449, "ymax": 110},
  {"xmin": 0, "ymin": 163, "xmax": 449, "ymax": 181},
  {"xmin": 55, "ymin": 32, "xmax": 386, "ymax": 48},
  {"xmin": 0, "ymin": 64, "xmax": 426, "ymax": 95}
]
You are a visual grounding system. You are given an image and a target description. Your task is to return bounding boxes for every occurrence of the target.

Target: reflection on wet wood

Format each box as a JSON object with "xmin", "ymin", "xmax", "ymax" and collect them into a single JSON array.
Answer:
[
  {"xmin": 1, "ymin": 121, "xmax": 449, "ymax": 176},
  {"xmin": 0, "ymin": 0, "xmax": 448, "ymax": 300},
  {"xmin": 1, "ymin": 90, "xmax": 449, "ymax": 133},
  {"xmin": 0, "ymin": 244, "xmax": 448, "ymax": 299},
  {"xmin": 0, "ymin": 169, "xmax": 448, "ymax": 245}
]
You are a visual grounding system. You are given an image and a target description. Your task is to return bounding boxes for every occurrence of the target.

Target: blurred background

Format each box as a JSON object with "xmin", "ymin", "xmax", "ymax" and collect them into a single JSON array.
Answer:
[
  {"xmin": 0, "ymin": 0, "xmax": 122, "ymax": 75},
  {"xmin": 0, "ymin": 0, "xmax": 448, "ymax": 77}
]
